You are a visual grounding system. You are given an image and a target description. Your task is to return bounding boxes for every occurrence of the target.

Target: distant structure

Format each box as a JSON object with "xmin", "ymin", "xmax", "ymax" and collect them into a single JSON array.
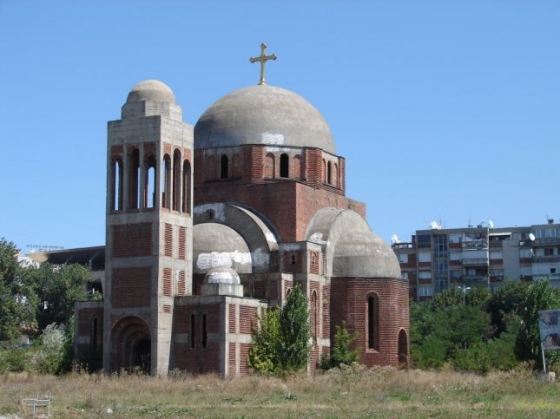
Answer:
[
  {"xmin": 69, "ymin": 46, "xmax": 409, "ymax": 376},
  {"xmin": 392, "ymin": 219, "xmax": 560, "ymax": 300}
]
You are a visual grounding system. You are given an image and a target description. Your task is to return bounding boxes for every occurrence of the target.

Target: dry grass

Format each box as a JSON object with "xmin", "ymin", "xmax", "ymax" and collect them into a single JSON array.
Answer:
[{"xmin": 1, "ymin": 365, "xmax": 559, "ymax": 418}]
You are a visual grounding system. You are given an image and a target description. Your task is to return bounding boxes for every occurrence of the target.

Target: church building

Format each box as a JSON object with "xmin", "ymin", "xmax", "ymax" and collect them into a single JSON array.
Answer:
[{"xmin": 74, "ymin": 45, "xmax": 409, "ymax": 376}]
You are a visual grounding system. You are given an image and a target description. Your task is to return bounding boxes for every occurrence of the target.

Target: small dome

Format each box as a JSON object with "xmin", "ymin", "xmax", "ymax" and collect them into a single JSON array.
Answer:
[
  {"xmin": 194, "ymin": 85, "xmax": 336, "ymax": 154},
  {"xmin": 126, "ymin": 79, "xmax": 176, "ymax": 104},
  {"xmin": 204, "ymin": 266, "xmax": 241, "ymax": 285},
  {"xmin": 193, "ymin": 223, "xmax": 252, "ymax": 274},
  {"xmin": 332, "ymin": 228, "xmax": 401, "ymax": 279}
]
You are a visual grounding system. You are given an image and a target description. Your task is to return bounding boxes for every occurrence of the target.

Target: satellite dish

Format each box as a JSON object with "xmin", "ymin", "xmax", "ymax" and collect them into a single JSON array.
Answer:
[
  {"xmin": 488, "ymin": 220, "xmax": 494, "ymax": 228},
  {"xmin": 391, "ymin": 234, "xmax": 400, "ymax": 244},
  {"xmin": 529, "ymin": 233, "xmax": 536, "ymax": 241}
]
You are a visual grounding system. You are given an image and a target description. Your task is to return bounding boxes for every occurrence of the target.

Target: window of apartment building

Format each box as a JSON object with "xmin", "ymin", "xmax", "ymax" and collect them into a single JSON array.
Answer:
[
  {"xmin": 398, "ymin": 253, "xmax": 408, "ymax": 263},
  {"xmin": 434, "ymin": 261, "xmax": 448, "ymax": 274},
  {"xmin": 401, "ymin": 272, "xmax": 409, "ymax": 280},
  {"xmin": 418, "ymin": 252, "xmax": 431, "ymax": 263},
  {"xmin": 450, "ymin": 270, "xmax": 461, "ymax": 279},
  {"xmin": 418, "ymin": 285, "xmax": 433, "ymax": 297},
  {"xmin": 417, "ymin": 235, "xmax": 431, "ymax": 248},
  {"xmin": 519, "ymin": 248, "xmax": 532, "ymax": 258},
  {"xmin": 448, "ymin": 233, "xmax": 462, "ymax": 244},
  {"xmin": 418, "ymin": 270, "xmax": 432, "ymax": 279},
  {"xmin": 450, "ymin": 251, "xmax": 462, "ymax": 261}
]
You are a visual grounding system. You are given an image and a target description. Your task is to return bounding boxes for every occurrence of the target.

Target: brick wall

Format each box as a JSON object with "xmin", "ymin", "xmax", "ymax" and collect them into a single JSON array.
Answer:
[
  {"xmin": 112, "ymin": 267, "xmax": 151, "ymax": 308},
  {"xmin": 112, "ymin": 223, "xmax": 152, "ymax": 258},
  {"xmin": 330, "ymin": 277, "xmax": 409, "ymax": 368}
]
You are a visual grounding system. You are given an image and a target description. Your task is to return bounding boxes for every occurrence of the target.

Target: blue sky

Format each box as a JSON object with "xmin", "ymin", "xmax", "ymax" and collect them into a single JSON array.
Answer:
[{"xmin": 1, "ymin": 1, "xmax": 559, "ymax": 252}]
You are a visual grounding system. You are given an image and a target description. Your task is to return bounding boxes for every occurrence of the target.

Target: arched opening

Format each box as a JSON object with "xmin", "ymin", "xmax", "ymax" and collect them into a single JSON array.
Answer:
[
  {"xmin": 398, "ymin": 329, "xmax": 408, "ymax": 368},
  {"xmin": 182, "ymin": 160, "xmax": 191, "ymax": 214},
  {"xmin": 220, "ymin": 155, "xmax": 228, "ymax": 179},
  {"xmin": 327, "ymin": 161, "xmax": 332, "ymax": 185},
  {"xmin": 133, "ymin": 338, "xmax": 151, "ymax": 373},
  {"xmin": 280, "ymin": 153, "xmax": 289, "ymax": 178},
  {"xmin": 144, "ymin": 155, "xmax": 156, "ymax": 209},
  {"xmin": 172, "ymin": 149, "xmax": 181, "ymax": 211},
  {"xmin": 91, "ymin": 317, "xmax": 98, "ymax": 350},
  {"xmin": 128, "ymin": 148, "xmax": 140, "ymax": 209},
  {"xmin": 367, "ymin": 294, "xmax": 379, "ymax": 351},
  {"xmin": 111, "ymin": 158, "xmax": 123, "ymax": 211},
  {"xmin": 202, "ymin": 314, "xmax": 208, "ymax": 349},
  {"xmin": 190, "ymin": 314, "xmax": 196, "ymax": 349},
  {"xmin": 111, "ymin": 317, "xmax": 151, "ymax": 374},
  {"xmin": 311, "ymin": 291, "xmax": 318, "ymax": 342},
  {"xmin": 161, "ymin": 155, "xmax": 171, "ymax": 209}
]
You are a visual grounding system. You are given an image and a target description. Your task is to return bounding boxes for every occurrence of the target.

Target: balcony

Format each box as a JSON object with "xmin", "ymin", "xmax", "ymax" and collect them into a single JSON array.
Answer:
[
  {"xmin": 462, "ymin": 258, "xmax": 489, "ymax": 266},
  {"xmin": 533, "ymin": 255, "xmax": 560, "ymax": 263},
  {"xmin": 462, "ymin": 240, "xmax": 488, "ymax": 250},
  {"xmin": 534, "ymin": 237, "xmax": 560, "ymax": 246},
  {"xmin": 462, "ymin": 275, "xmax": 489, "ymax": 285}
]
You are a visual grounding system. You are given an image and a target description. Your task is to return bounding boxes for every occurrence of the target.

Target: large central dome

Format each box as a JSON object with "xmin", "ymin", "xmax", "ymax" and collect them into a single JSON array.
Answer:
[{"xmin": 194, "ymin": 85, "xmax": 336, "ymax": 154}]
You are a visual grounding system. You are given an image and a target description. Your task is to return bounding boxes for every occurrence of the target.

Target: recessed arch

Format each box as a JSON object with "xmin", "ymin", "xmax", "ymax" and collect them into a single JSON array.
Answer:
[{"xmin": 111, "ymin": 316, "xmax": 151, "ymax": 373}]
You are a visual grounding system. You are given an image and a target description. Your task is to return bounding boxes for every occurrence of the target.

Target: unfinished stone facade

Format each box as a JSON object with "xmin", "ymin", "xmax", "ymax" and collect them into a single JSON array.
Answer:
[{"xmin": 75, "ymin": 77, "xmax": 409, "ymax": 376}]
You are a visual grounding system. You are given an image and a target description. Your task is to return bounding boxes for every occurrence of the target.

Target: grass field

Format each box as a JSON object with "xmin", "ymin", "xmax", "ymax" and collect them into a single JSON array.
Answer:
[{"xmin": 1, "ymin": 365, "xmax": 559, "ymax": 418}]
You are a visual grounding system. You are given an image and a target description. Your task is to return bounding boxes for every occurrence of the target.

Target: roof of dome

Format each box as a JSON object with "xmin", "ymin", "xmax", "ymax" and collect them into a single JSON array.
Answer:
[
  {"xmin": 332, "ymin": 228, "xmax": 401, "ymax": 279},
  {"xmin": 193, "ymin": 223, "xmax": 252, "ymax": 274},
  {"xmin": 126, "ymin": 79, "xmax": 176, "ymax": 105},
  {"xmin": 203, "ymin": 266, "xmax": 241, "ymax": 285},
  {"xmin": 194, "ymin": 85, "xmax": 336, "ymax": 154}
]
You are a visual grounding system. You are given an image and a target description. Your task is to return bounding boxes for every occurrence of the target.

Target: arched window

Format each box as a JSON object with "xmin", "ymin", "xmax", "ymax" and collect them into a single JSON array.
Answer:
[
  {"xmin": 202, "ymin": 314, "xmax": 208, "ymax": 349},
  {"xmin": 322, "ymin": 159, "xmax": 327, "ymax": 182},
  {"xmin": 311, "ymin": 291, "xmax": 318, "ymax": 342},
  {"xmin": 190, "ymin": 314, "xmax": 196, "ymax": 349},
  {"xmin": 161, "ymin": 155, "xmax": 171, "ymax": 209},
  {"xmin": 172, "ymin": 149, "xmax": 181, "ymax": 211},
  {"xmin": 333, "ymin": 163, "xmax": 339, "ymax": 187},
  {"xmin": 128, "ymin": 148, "xmax": 140, "ymax": 209},
  {"xmin": 398, "ymin": 329, "xmax": 408, "ymax": 367},
  {"xmin": 280, "ymin": 153, "xmax": 289, "ymax": 178},
  {"xmin": 182, "ymin": 160, "xmax": 191, "ymax": 214},
  {"xmin": 220, "ymin": 155, "xmax": 229, "ymax": 179},
  {"xmin": 144, "ymin": 155, "xmax": 156, "ymax": 209},
  {"xmin": 327, "ymin": 161, "xmax": 332, "ymax": 185},
  {"xmin": 111, "ymin": 158, "xmax": 123, "ymax": 211},
  {"xmin": 91, "ymin": 317, "xmax": 98, "ymax": 349},
  {"xmin": 367, "ymin": 294, "xmax": 380, "ymax": 351}
]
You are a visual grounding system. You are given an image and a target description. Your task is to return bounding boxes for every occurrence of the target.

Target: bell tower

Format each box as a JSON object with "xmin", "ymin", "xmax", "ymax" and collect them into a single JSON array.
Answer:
[{"xmin": 103, "ymin": 80, "xmax": 193, "ymax": 375}]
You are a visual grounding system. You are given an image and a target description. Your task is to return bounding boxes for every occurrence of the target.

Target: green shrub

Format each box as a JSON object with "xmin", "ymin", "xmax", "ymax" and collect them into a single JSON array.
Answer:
[{"xmin": 320, "ymin": 320, "xmax": 359, "ymax": 370}]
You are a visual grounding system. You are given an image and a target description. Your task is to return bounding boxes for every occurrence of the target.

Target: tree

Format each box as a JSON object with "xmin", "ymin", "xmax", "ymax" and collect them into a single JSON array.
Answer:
[
  {"xmin": 321, "ymin": 320, "xmax": 359, "ymax": 369},
  {"xmin": 249, "ymin": 284, "xmax": 310, "ymax": 374},
  {"xmin": 514, "ymin": 279, "xmax": 560, "ymax": 368},
  {"xmin": 248, "ymin": 308, "xmax": 281, "ymax": 374},
  {"xmin": 486, "ymin": 280, "xmax": 529, "ymax": 337},
  {"xmin": 27, "ymin": 263, "xmax": 89, "ymax": 330},
  {"xmin": 0, "ymin": 238, "xmax": 37, "ymax": 340},
  {"xmin": 277, "ymin": 284, "xmax": 311, "ymax": 373}
]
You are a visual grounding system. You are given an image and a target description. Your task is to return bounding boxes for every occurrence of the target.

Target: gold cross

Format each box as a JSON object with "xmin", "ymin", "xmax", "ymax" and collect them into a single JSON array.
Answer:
[{"xmin": 250, "ymin": 43, "xmax": 277, "ymax": 85}]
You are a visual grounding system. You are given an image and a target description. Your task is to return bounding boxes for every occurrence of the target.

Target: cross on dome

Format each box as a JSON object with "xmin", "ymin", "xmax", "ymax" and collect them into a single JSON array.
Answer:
[{"xmin": 249, "ymin": 43, "xmax": 277, "ymax": 85}]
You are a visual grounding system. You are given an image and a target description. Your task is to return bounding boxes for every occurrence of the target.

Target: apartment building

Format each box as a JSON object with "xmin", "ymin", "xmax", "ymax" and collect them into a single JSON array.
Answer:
[{"xmin": 392, "ymin": 220, "xmax": 560, "ymax": 301}]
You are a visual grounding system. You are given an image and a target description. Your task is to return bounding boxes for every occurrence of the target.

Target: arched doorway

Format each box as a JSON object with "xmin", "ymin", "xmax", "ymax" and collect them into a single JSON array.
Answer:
[
  {"xmin": 398, "ymin": 329, "xmax": 409, "ymax": 369},
  {"xmin": 111, "ymin": 317, "xmax": 151, "ymax": 373}
]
